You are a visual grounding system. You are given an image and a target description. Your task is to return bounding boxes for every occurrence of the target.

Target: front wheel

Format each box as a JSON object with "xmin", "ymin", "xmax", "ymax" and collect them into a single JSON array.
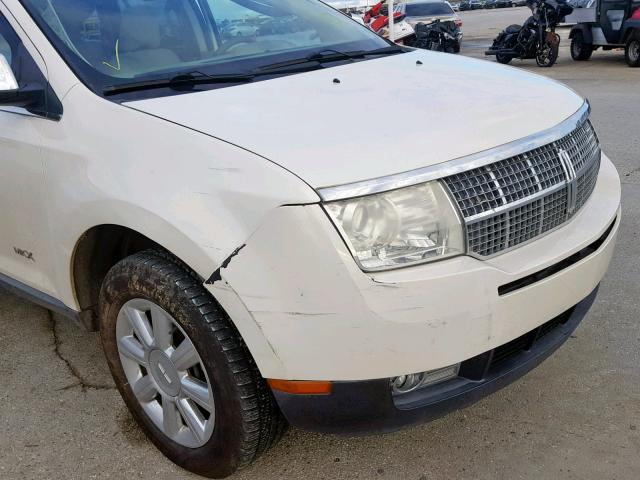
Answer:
[
  {"xmin": 536, "ymin": 39, "xmax": 558, "ymax": 67},
  {"xmin": 496, "ymin": 53, "xmax": 513, "ymax": 64},
  {"xmin": 99, "ymin": 250, "xmax": 286, "ymax": 478},
  {"xmin": 570, "ymin": 31, "xmax": 593, "ymax": 61},
  {"xmin": 625, "ymin": 36, "xmax": 640, "ymax": 67}
]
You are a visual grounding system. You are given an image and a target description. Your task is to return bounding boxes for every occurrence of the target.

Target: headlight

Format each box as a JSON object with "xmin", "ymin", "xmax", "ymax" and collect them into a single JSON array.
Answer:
[{"xmin": 324, "ymin": 181, "xmax": 465, "ymax": 271}]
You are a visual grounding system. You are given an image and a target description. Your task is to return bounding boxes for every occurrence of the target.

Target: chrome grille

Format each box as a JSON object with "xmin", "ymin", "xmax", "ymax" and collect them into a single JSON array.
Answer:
[
  {"xmin": 444, "ymin": 119, "xmax": 601, "ymax": 257},
  {"xmin": 575, "ymin": 153, "xmax": 600, "ymax": 211}
]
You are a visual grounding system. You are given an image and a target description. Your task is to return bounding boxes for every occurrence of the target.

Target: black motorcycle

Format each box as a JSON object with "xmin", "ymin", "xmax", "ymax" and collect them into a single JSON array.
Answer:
[
  {"xmin": 485, "ymin": 0, "xmax": 573, "ymax": 67},
  {"xmin": 409, "ymin": 19, "xmax": 461, "ymax": 54}
]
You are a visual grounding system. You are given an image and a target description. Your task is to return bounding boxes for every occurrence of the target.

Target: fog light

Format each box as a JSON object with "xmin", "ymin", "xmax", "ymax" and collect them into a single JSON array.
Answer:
[
  {"xmin": 391, "ymin": 373, "xmax": 424, "ymax": 394},
  {"xmin": 391, "ymin": 364, "xmax": 460, "ymax": 395}
]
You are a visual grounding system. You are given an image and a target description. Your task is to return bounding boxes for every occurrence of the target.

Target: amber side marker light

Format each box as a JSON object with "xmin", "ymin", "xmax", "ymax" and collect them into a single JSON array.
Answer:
[{"xmin": 267, "ymin": 379, "xmax": 333, "ymax": 395}]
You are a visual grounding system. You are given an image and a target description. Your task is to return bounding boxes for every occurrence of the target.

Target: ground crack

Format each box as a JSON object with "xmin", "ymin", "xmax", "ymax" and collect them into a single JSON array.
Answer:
[
  {"xmin": 47, "ymin": 310, "xmax": 115, "ymax": 392},
  {"xmin": 624, "ymin": 166, "xmax": 640, "ymax": 177}
]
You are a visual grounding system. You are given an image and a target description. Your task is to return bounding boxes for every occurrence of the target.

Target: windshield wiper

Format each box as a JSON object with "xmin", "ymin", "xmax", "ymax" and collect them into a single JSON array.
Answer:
[
  {"xmin": 258, "ymin": 45, "xmax": 405, "ymax": 72},
  {"xmin": 103, "ymin": 46, "xmax": 405, "ymax": 96},
  {"xmin": 103, "ymin": 71, "xmax": 255, "ymax": 96},
  {"xmin": 102, "ymin": 60, "xmax": 332, "ymax": 96}
]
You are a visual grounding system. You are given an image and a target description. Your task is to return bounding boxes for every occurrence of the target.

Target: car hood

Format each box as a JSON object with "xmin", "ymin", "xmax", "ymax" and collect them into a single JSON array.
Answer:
[{"xmin": 126, "ymin": 50, "xmax": 584, "ymax": 190}]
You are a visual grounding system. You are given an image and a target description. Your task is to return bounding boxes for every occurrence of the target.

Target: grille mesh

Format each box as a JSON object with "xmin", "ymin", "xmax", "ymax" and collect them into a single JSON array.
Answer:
[
  {"xmin": 576, "ymin": 154, "xmax": 601, "ymax": 211},
  {"xmin": 557, "ymin": 120, "xmax": 599, "ymax": 172},
  {"xmin": 444, "ymin": 119, "xmax": 600, "ymax": 257}
]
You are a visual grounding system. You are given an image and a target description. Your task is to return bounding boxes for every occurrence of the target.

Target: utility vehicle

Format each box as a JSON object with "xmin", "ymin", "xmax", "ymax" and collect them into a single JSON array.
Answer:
[{"xmin": 568, "ymin": 0, "xmax": 640, "ymax": 66}]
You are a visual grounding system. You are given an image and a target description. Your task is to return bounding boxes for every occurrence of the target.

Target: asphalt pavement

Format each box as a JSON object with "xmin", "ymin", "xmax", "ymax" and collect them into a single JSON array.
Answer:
[{"xmin": 1, "ymin": 7, "xmax": 639, "ymax": 480}]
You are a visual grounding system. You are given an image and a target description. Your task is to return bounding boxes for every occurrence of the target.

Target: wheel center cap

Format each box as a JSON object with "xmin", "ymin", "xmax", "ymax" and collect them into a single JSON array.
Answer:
[{"xmin": 149, "ymin": 350, "xmax": 181, "ymax": 397}]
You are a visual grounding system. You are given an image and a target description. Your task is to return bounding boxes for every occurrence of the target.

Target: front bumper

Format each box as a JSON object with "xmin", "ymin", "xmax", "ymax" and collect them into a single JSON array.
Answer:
[
  {"xmin": 206, "ymin": 153, "xmax": 620, "ymax": 381},
  {"xmin": 273, "ymin": 286, "xmax": 598, "ymax": 434}
]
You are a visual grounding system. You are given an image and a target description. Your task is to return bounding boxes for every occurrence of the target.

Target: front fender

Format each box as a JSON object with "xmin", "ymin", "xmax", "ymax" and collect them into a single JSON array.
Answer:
[
  {"xmin": 569, "ymin": 24, "xmax": 593, "ymax": 44},
  {"xmin": 39, "ymin": 84, "xmax": 319, "ymax": 310},
  {"xmin": 621, "ymin": 20, "xmax": 640, "ymax": 43}
]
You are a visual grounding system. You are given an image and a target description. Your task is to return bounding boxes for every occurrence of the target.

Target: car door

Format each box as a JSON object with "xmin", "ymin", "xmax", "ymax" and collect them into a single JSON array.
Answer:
[
  {"xmin": 599, "ymin": 0, "xmax": 630, "ymax": 43},
  {"xmin": 0, "ymin": 8, "xmax": 55, "ymax": 295}
]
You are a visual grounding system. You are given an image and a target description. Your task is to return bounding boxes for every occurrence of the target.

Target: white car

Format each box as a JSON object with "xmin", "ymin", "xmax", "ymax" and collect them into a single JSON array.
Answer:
[
  {"xmin": 396, "ymin": 0, "xmax": 464, "ymax": 51},
  {"xmin": 0, "ymin": 0, "xmax": 620, "ymax": 478}
]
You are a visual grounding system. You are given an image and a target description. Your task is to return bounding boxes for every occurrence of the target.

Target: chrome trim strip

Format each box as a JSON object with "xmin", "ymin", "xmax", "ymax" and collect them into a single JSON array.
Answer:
[
  {"xmin": 560, "ymin": 148, "xmax": 578, "ymax": 215},
  {"xmin": 464, "ymin": 182, "xmax": 566, "ymax": 224},
  {"xmin": 318, "ymin": 101, "xmax": 590, "ymax": 202},
  {"xmin": 486, "ymin": 166, "xmax": 509, "ymax": 207},
  {"xmin": 526, "ymin": 157, "xmax": 546, "ymax": 235},
  {"xmin": 526, "ymin": 157, "xmax": 543, "ymax": 192}
]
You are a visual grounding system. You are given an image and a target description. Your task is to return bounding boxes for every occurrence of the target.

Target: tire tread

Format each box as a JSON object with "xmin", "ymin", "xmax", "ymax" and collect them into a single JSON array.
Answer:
[{"xmin": 101, "ymin": 249, "xmax": 287, "ymax": 474}]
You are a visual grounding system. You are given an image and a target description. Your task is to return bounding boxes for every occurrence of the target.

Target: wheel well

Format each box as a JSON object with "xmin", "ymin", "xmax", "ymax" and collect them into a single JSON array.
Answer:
[
  {"xmin": 72, "ymin": 225, "xmax": 160, "ymax": 330},
  {"xmin": 569, "ymin": 25, "xmax": 593, "ymax": 44},
  {"xmin": 622, "ymin": 28, "xmax": 640, "ymax": 44}
]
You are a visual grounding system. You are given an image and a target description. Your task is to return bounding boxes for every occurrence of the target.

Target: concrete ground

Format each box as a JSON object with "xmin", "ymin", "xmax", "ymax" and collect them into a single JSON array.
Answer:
[{"xmin": 2, "ymin": 7, "xmax": 639, "ymax": 480}]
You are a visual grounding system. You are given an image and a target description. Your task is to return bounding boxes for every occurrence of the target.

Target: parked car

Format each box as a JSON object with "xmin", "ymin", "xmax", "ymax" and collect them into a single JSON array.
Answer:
[
  {"xmin": 485, "ymin": 0, "xmax": 498, "ymax": 7},
  {"xmin": 496, "ymin": 0, "xmax": 513, "ymax": 7},
  {"xmin": 396, "ymin": 0, "xmax": 464, "ymax": 51},
  {"xmin": 459, "ymin": 0, "xmax": 472, "ymax": 9},
  {"xmin": 512, "ymin": 0, "xmax": 528, "ymax": 5},
  {"xmin": 0, "ymin": 0, "xmax": 620, "ymax": 478},
  {"xmin": 469, "ymin": 0, "xmax": 486, "ymax": 8}
]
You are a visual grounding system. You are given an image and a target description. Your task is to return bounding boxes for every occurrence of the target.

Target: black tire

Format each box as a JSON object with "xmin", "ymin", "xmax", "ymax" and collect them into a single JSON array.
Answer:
[
  {"xmin": 453, "ymin": 41, "xmax": 461, "ymax": 53},
  {"xmin": 496, "ymin": 53, "xmax": 512, "ymax": 64},
  {"xmin": 536, "ymin": 40, "xmax": 558, "ymax": 67},
  {"xmin": 99, "ymin": 250, "xmax": 286, "ymax": 478},
  {"xmin": 571, "ymin": 31, "xmax": 593, "ymax": 61},
  {"xmin": 625, "ymin": 36, "xmax": 640, "ymax": 68}
]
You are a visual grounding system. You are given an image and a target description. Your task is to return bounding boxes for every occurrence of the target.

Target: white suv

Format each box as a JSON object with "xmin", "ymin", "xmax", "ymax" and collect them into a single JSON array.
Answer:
[{"xmin": 0, "ymin": 0, "xmax": 620, "ymax": 478}]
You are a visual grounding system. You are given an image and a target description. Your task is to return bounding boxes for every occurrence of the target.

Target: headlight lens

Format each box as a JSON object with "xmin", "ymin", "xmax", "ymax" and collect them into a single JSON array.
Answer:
[{"xmin": 324, "ymin": 181, "xmax": 465, "ymax": 271}]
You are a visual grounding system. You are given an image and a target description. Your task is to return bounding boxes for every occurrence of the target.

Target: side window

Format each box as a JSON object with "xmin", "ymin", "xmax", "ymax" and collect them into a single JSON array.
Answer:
[
  {"xmin": 0, "ymin": 14, "xmax": 15, "ymax": 66},
  {"xmin": 0, "ymin": 13, "xmax": 20, "ymax": 91},
  {"xmin": 0, "ymin": 12, "xmax": 58, "ymax": 118},
  {"xmin": 207, "ymin": 0, "xmax": 322, "ymax": 50},
  {"xmin": 0, "ymin": 12, "xmax": 25, "ymax": 80},
  {"xmin": 0, "ymin": 33, "xmax": 10, "ymax": 64},
  {"xmin": 0, "ymin": 12, "xmax": 46, "ymax": 87}
]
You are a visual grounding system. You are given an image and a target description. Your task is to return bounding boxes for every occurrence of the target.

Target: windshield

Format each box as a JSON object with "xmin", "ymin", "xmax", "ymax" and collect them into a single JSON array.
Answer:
[
  {"xmin": 405, "ymin": 2, "xmax": 455, "ymax": 16},
  {"xmin": 21, "ymin": 0, "xmax": 389, "ymax": 98}
]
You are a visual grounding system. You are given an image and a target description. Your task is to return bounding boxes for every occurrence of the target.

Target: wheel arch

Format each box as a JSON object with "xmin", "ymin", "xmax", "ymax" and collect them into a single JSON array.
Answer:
[
  {"xmin": 569, "ymin": 24, "xmax": 594, "ymax": 44},
  {"xmin": 67, "ymin": 217, "xmax": 286, "ymax": 380},
  {"xmin": 621, "ymin": 22, "xmax": 640, "ymax": 43},
  {"xmin": 69, "ymin": 220, "xmax": 216, "ymax": 330},
  {"xmin": 71, "ymin": 224, "xmax": 172, "ymax": 329}
]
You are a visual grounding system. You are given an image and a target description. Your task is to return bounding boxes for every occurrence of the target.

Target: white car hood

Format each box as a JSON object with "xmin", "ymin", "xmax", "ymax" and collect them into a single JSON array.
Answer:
[{"xmin": 126, "ymin": 50, "xmax": 584, "ymax": 190}]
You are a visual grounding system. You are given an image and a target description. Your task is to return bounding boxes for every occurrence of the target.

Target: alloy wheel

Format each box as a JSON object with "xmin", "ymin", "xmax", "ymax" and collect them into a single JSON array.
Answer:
[
  {"xmin": 116, "ymin": 299, "xmax": 215, "ymax": 448},
  {"xmin": 536, "ymin": 42, "xmax": 557, "ymax": 67},
  {"xmin": 630, "ymin": 40, "xmax": 640, "ymax": 63}
]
